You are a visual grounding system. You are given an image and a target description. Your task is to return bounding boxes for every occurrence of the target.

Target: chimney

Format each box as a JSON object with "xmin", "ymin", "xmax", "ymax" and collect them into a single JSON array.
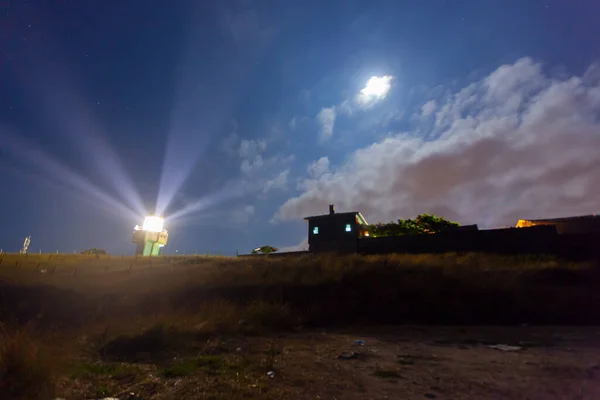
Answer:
[{"xmin": 329, "ymin": 204, "xmax": 335, "ymax": 215}]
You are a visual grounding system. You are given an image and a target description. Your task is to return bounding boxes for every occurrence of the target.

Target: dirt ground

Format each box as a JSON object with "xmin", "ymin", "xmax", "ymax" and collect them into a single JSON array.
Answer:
[{"xmin": 58, "ymin": 325, "xmax": 600, "ymax": 400}]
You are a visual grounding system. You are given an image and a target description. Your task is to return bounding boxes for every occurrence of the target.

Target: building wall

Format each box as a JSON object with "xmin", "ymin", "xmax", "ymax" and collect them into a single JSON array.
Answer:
[
  {"xmin": 356, "ymin": 225, "xmax": 600, "ymax": 260},
  {"xmin": 307, "ymin": 214, "xmax": 360, "ymax": 252},
  {"xmin": 516, "ymin": 217, "xmax": 600, "ymax": 235}
]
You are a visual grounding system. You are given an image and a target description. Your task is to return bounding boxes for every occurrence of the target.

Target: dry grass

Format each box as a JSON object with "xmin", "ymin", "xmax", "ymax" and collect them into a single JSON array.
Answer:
[
  {"xmin": 0, "ymin": 328, "xmax": 56, "ymax": 399},
  {"xmin": 0, "ymin": 252, "xmax": 599, "ymax": 398}
]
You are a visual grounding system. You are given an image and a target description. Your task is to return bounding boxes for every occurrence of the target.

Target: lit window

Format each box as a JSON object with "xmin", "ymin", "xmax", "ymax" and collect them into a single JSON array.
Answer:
[
  {"xmin": 313, "ymin": 227, "xmax": 319, "ymax": 234},
  {"xmin": 345, "ymin": 224, "xmax": 351, "ymax": 232}
]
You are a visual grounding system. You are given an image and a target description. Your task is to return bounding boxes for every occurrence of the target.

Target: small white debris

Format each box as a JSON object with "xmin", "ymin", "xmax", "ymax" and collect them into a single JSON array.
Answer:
[
  {"xmin": 267, "ymin": 370, "xmax": 275, "ymax": 378},
  {"xmin": 488, "ymin": 344, "xmax": 522, "ymax": 352}
]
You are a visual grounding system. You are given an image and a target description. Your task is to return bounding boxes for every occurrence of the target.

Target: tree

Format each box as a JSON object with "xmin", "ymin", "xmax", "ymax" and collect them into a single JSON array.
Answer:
[
  {"xmin": 81, "ymin": 248, "xmax": 108, "ymax": 255},
  {"xmin": 369, "ymin": 214, "xmax": 459, "ymax": 237},
  {"xmin": 251, "ymin": 245, "xmax": 279, "ymax": 254}
]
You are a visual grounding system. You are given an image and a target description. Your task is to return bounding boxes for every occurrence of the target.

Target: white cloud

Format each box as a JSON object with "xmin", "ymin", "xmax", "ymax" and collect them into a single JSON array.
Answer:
[
  {"xmin": 240, "ymin": 155, "xmax": 264, "ymax": 175},
  {"xmin": 289, "ymin": 117, "xmax": 297, "ymax": 130},
  {"xmin": 239, "ymin": 138, "xmax": 267, "ymax": 158},
  {"xmin": 420, "ymin": 100, "xmax": 437, "ymax": 117},
  {"xmin": 307, "ymin": 156, "xmax": 330, "ymax": 178},
  {"xmin": 263, "ymin": 169, "xmax": 289, "ymax": 192},
  {"xmin": 317, "ymin": 107, "xmax": 336, "ymax": 140},
  {"xmin": 274, "ymin": 58, "xmax": 600, "ymax": 228},
  {"xmin": 222, "ymin": 130, "xmax": 294, "ymax": 196},
  {"xmin": 356, "ymin": 75, "xmax": 393, "ymax": 109}
]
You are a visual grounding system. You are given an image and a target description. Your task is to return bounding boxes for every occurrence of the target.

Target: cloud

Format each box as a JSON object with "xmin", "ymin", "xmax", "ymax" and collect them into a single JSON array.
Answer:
[
  {"xmin": 221, "ymin": 131, "xmax": 294, "ymax": 195},
  {"xmin": 274, "ymin": 58, "xmax": 600, "ymax": 228},
  {"xmin": 420, "ymin": 100, "xmax": 437, "ymax": 117},
  {"xmin": 240, "ymin": 155, "xmax": 264, "ymax": 175},
  {"xmin": 239, "ymin": 138, "xmax": 267, "ymax": 158},
  {"xmin": 307, "ymin": 157, "xmax": 330, "ymax": 179},
  {"xmin": 289, "ymin": 117, "xmax": 297, "ymax": 130},
  {"xmin": 223, "ymin": 134, "xmax": 269, "ymax": 176},
  {"xmin": 356, "ymin": 75, "xmax": 393, "ymax": 109},
  {"xmin": 317, "ymin": 107, "xmax": 336, "ymax": 140},
  {"xmin": 263, "ymin": 169, "xmax": 289, "ymax": 192}
]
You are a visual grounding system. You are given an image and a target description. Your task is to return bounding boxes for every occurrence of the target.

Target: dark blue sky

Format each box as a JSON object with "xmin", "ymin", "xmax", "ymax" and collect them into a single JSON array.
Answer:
[{"xmin": 1, "ymin": 0, "xmax": 599, "ymax": 254}]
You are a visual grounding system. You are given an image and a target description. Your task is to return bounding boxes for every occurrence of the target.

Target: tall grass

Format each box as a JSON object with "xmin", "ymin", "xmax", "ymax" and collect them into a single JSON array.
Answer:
[
  {"xmin": 0, "ymin": 252, "xmax": 598, "ymax": 330},
  {"xmin": 0, "ymin": 252, "xmax": 598, "ymax": 398},
  {"xmin": 0, "ymin": 328, "xmax": 56, "ymax": 399}
]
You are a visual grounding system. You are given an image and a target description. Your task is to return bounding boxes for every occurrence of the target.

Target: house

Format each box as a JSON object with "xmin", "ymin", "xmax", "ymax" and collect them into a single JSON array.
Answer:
[
  {"xmin": 304, "ymin": 204, "xmax": 370, "ymax": 253},
  {"xmin": 516, "ymin": 214, "xmax": 600, "ymax": 235}
]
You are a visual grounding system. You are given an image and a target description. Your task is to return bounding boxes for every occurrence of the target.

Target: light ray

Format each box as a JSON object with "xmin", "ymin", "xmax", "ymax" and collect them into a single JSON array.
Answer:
[
  {"xmin": 167, "ymin": 180, "xmax": 246, "ymax": 222},
  {"xmin": 12, "ymin": 43, "xmax": 146, "ymax": 216},
  {"xmin": 156, "ymin": 4, "xmax": 268, "ymax": 215},
  {"xmin": 0, "ymin": 128, "xmax": 139, "ymax": 220}
]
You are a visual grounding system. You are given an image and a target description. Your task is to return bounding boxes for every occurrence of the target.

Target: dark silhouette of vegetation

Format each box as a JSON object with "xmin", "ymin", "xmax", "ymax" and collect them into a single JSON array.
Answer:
[
  {"xmin": 81, "ymin": 248, "xmax": 108, "ymax": 255},
  {"xmin": 251, "ymin": 245, "xmax": 279, "ymax": 254},
  {"xmin": 369, "ymin": 214, "xmax": 459, "ymax": 237}
]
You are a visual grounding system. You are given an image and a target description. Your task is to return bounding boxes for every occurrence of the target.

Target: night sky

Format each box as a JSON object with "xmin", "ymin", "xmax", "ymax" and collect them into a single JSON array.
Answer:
[{"xmin": 1, "ymin": 0, "xmax": 599, "ymax": 255}]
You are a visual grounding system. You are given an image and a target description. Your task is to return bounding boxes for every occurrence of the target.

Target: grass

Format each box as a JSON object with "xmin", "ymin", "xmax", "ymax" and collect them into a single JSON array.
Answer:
[
  {"xmin": 71, "ymin": 361, "xmax": 144, "ymax": 379},
  {"xmin": 0, "ymin": 251, "xmax": 599, "ymax": 398},
  {"xmin": 0, "ymin": 329, "xmax": 56, "ymax": 400},
  {"xmin": 161, "ymin": 355, "xmax": 243, "ymax": 378}
]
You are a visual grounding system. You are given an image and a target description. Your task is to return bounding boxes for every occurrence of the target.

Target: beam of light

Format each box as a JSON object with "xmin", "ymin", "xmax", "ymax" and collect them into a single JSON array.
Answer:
[
  {"xmin": 167, "ymin": 180, "xmax": 246, "ymax": 222},
  {"xmin": 0, "ymin": 160, "xmax": 140, "ymax": 222},
  {"xmin": 163, "ymin": 210, "xmax": 226, "ymax": 229},
  {"xmin": 0, "ymin": 128, "xmax": 139, "ymax": 221},
  {"xmin": 154, "ymin": 55, "xmax": 220, "ymax": 216},
  {"xmin": 156, "ymin": 4, "xmax": 271, "ymax": 216},
  {"xmin": 9, "ymin": 41, "xmax": 147, "ymax": 216}
]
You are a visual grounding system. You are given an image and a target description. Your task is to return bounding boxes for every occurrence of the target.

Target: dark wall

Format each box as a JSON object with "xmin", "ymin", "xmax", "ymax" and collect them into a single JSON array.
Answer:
[
  {"xmin": 308, "ymin": 214, "xmax": 359, "ymax": 252},
  {"xmin": 532, "ymin": 219, "xmax": 600, "ymax": 235},
  {"xmin": 310, "ymin": 239, "xmax": 358, "ymax": 254},
  {"xmin": 357, "ymin": 226, "xmax": 600, "ymax": 260}
]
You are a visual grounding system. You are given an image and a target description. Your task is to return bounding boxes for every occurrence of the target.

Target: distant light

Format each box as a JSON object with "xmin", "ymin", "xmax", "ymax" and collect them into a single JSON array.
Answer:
[
  {"xmin": 313, "ymin": 227, "xmax": 319, "ymax": 234},
  {"xmin": 365, "ymin": 232, "xmax": 370, "ymax": 237},
  {"xmin": 143, "ymin": 216, "xmax": 164, "ymax": 233},
  {"xmin": 345, "ymin": 224, "xmax": 352, "ymax": 232}
]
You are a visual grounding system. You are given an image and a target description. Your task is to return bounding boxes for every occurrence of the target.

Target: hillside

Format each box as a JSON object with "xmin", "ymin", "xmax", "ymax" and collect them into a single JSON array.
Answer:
[{"xmin": 1, "ymin": 253, "xmax": 599, "ymax": 399}]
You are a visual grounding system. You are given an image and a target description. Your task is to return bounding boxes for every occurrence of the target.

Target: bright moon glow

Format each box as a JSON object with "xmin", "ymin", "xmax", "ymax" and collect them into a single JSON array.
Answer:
[
  {"xmin": 143, "ymin": 216, "xmax": 165, "ymax": 232},
  {"xmin": 357, "ymin": 75, "xmax": 393, "ymax": 107}
]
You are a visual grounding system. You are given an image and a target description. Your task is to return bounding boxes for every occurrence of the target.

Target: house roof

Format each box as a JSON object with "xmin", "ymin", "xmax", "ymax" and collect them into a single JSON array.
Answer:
[
  {"xmin": 304, "ymin": 211, "xmax": 369, "ymax": 225},
  {"xmin": 519, "ymin": 214, "xmax": 599, "ymax": 223}
]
